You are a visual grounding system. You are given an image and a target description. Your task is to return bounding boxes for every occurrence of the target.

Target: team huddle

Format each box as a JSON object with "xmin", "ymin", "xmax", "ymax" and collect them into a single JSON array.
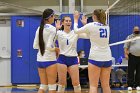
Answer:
[{"xmin": 33, "ymin": 8, "xmax": 112, "ymax": 93}]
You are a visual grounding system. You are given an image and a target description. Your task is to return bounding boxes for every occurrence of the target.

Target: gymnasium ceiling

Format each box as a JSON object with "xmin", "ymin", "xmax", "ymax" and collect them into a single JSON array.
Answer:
[
  {"xmin": 0, "ymin": 0, "xmax": 139, "ymax": 15},
  {"xmin": 0, "ymin": 0, "xmax": 115, "ymax": 15},
  {"xmin": 109, "ymin": 0, "xmax": 140, "ymax": 15}
]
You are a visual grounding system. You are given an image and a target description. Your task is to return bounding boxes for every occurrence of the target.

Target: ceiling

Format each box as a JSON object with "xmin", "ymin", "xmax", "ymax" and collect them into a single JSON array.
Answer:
[
  {"xmin": 0, "ymin": 0, "xmax": 115, "ymax": 15},
  {"xmin": 0, "ymin": 0, "xmax": 139, "ymax": 16},
  {"xmin": 109, "ymin": 0, "xmax": 140, "ymax": 15}
]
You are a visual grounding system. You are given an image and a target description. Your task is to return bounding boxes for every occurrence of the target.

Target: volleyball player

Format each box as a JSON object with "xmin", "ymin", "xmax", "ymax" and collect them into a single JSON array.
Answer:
[
  {"xmin": 33, "ymin": 8, "xmax": 59, "ymax": 93},
  {"xmin": 56, "ymin": 16, "xmax": 88, "ymax": 93},
  {"xmin": 74, "ymin": 9, "xmax": 112, "ymax": 93}
]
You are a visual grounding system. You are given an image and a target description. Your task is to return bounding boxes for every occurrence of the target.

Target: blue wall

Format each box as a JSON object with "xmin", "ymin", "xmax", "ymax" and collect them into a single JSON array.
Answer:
[
  {"xmin": 11, "ymin": 16, "xmax": 30, "ymax": 83},
  {"xmin": 109, "ymin": 15, "xmax": 140, "ymax": 60},
  {"xmin": 11, "ymin": 15, "xmax": 140, "ymax": 83},
  {"xmin": 11, "ymin": 16, "xmax": 41, "ymax": 84}
]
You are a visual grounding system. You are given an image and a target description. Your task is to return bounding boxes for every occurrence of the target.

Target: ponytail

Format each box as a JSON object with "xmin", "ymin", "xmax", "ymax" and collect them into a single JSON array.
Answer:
[
  {"xmin": 93, "ymin": 9, "xmax": 106, "ymax": 25},
  {"xmin": 99, "ymin": 10, "xmax": 106, "ymax": 25},
  {"xmin": 38, "ymin": 8, "xmax": 54, "ymax": 56},
  {"xmin": 39, "ymin": 19, "xmax": 45, "ymax": 56}
]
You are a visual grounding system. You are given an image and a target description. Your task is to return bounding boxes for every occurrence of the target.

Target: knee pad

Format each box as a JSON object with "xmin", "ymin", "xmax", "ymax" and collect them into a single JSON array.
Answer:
[
  {"xmin": 57, "ymin": 84, "xmax": 65, "ymax": 92},
  {"xmin": 39, "ymin": 84, "xmax": 48, "ymax": 91},
  {"xmin": 74, "ymin": 84, "xmax": 81, "ymax": 92},
  {"xmin": 48, "ymin": 84, "xmax": 57, "ymax": 91}
]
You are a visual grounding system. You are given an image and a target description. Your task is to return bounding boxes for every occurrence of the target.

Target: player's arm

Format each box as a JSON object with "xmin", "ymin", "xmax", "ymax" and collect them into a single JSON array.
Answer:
[
  {"xmin": 46, "ymin": 27, "xmax": 57, "ymax": 51},
  {"xmin": 73, "ymin": 11, "xmax": 89, "ymax": 34},
  {"xmin": 78, "ymin": 33, "xmax": 89, "ymax": 39},
  {"xmin": 33, "ymin": 28, "xmax": 39, "ymax": 49},
  {"xmin": 74, "ymin": 23, "xmax": 89, "ymax": 34}
]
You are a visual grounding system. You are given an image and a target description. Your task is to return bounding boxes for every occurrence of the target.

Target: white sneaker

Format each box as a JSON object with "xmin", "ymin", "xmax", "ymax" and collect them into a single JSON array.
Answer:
[
  {"xmin": 136, "ymin": 86, "xmax": 140, "ymax": 91},
  {"xmin": 128, "ymin": 87, "xmax": 132, "ymax": 91}
]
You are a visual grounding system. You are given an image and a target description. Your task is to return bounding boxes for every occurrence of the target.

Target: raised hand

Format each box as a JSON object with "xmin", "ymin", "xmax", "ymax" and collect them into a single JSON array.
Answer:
[
  {"xmin": 55, "ymin": 20, "xmax": 61, "ymax": 30},
  {"xmin": 80, "ymin": 15, "xmax": 87, "ymax": 25},
  {"xmin": 74, "ymin": 11, "xmax": 80, "ymax": 23}
]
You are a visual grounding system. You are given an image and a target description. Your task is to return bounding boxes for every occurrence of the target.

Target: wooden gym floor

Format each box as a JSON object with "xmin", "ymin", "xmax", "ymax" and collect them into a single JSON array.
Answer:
[{"xmin": 0, "ymin": 87, "xmax": 140, "ymax": 93}]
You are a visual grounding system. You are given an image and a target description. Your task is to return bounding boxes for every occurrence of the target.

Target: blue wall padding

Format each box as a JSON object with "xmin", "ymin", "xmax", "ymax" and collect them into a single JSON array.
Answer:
[
  {"xmin": 11, "ymin": 14, "xmax": 140, "ymax": 83},
  {"xmin": 109, "ymin": 15, "xmax": 140, "ymax": 60}
]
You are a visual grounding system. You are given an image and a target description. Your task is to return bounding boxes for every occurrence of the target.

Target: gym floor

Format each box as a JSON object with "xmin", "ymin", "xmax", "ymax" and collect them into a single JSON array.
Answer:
[{"xmin": 0, "ymin": 87, "xmax": 139, "ymax": 93}]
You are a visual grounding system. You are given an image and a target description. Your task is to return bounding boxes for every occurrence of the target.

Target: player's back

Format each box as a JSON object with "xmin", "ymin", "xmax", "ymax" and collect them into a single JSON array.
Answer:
[
  {"xmin": 33, "ymin": 24, "xmax": 57, "ymax": 61},
  {"xmin": 87, "ymin": 23, "xmax": 111, "ymax": 61},
  {"xmin": 88, "ymin": 23, "xmax": 110, "ymax": 48}
]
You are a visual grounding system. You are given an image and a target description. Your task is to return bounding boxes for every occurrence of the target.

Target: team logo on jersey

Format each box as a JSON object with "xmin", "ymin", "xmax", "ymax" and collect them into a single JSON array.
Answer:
[
  {"xmin": 94, "ymin": 22, "xmax": 103, "ymax": 26},
  {"xmin": 44, "ymin": 25, "xmax": 50, "ymax": 28}
]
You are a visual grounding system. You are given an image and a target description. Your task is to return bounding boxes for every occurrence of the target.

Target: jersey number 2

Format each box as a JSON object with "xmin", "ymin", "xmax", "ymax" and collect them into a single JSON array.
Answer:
[{"xmin": 100, "ymin": 28, "xmax": 107, "ymax": 38}]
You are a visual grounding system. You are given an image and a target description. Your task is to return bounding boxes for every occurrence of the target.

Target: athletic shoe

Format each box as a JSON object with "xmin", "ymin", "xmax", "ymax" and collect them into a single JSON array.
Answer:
[
  {"xmin": 136, "ymin": 86, "xmax": 140, "ymax": 91},
  {"xmin": 128, "ymin": 87, "xmax": 132, "ymax": 91}
]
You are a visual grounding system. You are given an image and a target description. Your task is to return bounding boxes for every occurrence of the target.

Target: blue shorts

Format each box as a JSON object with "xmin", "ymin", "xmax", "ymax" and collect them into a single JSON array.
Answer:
[
  {"xmin": 88, "ymin": 59, "xmax": 112, "ymax": 67},
  {"xmin": 57, "ymin": 54, "xmax": 78, "ymax": 67},
  {"xmin": 37, "ymin": 61, "xmax": 57, "ymax": 68}
]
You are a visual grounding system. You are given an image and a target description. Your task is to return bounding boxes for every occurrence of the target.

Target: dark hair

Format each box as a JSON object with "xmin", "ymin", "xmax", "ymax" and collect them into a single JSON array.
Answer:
[
  {"xmin": 39, "ymin": 8, "xmax": 54, "ymax": 56},
  {"xmin": 59, "ymin": 16, "xmax": 71, "ymax": 30},
  {"xmin": 93, "ymin": 9, "xmax": 106, "ymax": 25}
]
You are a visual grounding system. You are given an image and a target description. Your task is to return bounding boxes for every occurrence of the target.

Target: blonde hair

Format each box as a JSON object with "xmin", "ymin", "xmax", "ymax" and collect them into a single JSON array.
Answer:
[{"xmin": 93, "ymin": 9, "xmax": 106, "ymax": 25}]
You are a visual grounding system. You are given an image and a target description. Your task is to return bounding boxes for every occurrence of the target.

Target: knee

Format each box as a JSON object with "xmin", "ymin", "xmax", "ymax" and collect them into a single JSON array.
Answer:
[
  {"xmin": 90, "ymin": 86, "xmax": 98, "ymax": 92},
  {"xmin": 101, "ymin": 82, "xmax": 110, "ymax": 88},
  {"xmin": 90, "ymin": 82, "xmax": 98, "ymax": 87},
  {"xmin": 72, "ymin": 80, "xmax": 80, "ymax": 86}
]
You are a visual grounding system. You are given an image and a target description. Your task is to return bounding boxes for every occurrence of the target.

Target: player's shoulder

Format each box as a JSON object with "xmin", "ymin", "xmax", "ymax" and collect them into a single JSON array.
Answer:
[
  {"xmin": 71, "ymin": 30, "xmax": 75, "ymax": 33},
  {"xmin": 57, "ymin": 30, "xmax": 63, "ymax": 35},
  {"xmin": 86, "ymin": 22, "xmax": 93, "ymax": 26},
  {"xmin": 86, "ymin": 22, "xmax": 102, "ymax": 27},
  {"xmin": 100, "ymin": 25, "xmax": 109, "ymax": 29},
  {"xmin": 44, "ymin": 24, "xmax": 56, "ymax": 33},
  {"xmin": 70, "ymin": 30, "xmax": 77, "ymax": 35},
  {"xmin": 44, "ymin": 24, "xmax": 55, "ymax": 30}
]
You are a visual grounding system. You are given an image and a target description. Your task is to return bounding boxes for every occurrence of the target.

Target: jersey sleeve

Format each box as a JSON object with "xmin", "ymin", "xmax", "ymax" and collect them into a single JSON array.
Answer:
[
  {"xmin": 33, "ymin": 27, "xmax": 39, "ymax": 49},
  {"xmin": 74, "ymin": 23, "xmax": 89, "ymax": 34},
  {"xmin": 46, "ymin": 27, "xmax": 57, "ymax": 51},
  {"xmin": 78, "ymin": 33, "xmax": 89, "ymax": 39}
]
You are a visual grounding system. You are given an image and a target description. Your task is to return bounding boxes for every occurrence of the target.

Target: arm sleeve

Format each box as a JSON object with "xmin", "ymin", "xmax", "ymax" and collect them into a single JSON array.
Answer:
[
  {"xmin": 78, "ymin": 33, "xmax": 89, "ymax": 39},
  {"xmin": 74, "ymin": 23, "xmax": 89, "ymax": 34},
  {"xmin": 46, "ymin": 27, "xmax": 57, "ymax": 51},
  {"xmin": 124, "ymin": 36, "xmax": 130, "ymax": 49},
  {"xmin": 33, "ymin": 28, "xmax": 39, "ymax": 49}
]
